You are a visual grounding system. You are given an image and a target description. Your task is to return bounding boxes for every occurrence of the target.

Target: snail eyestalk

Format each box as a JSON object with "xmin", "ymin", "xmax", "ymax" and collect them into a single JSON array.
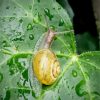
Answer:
[{"xmin": 44, "ymin": 29, "xmax": 56, "ymax": 49}]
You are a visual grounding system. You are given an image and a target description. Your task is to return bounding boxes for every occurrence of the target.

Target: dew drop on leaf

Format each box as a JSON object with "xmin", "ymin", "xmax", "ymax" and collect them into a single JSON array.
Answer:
[
  {"xmin": 59, "ymin": 19, "xmax": 64, "ymax": 26},
  {"xmin": 91, "ymin": 91, "xmax": 100, "ymax": 98},
  {"xmin": 44, "ymin": 8, "xmax": 53, "ymax": 21},
  {"xmin": 6, "ymin": 6, "xmax": 10, "ymax": 9},
  {"xmin": 12, "ymin": 30, "xmax": 16, "ymax": 33},
  {"xmin": 7, "ymin": 57, "xmax": 24, "ymax": 75},
  {"xmin": 0, "ymin": 73, "xmax": 3, "ymax": 83},
  {"xmin": 14, "ymin": 6, "xmax": 16, "ymax": 9},
  {"xmin": 27, "ymin": 23, "xmax": 33, "ymax": 30},
  {"xmin": 67, "ymin": 85, "xmax": 69, "ymax": 89},
  {"xmin": 33, "ymin": 18, "xmax": 37, "ymax": 24},
  {"xmin": 22, "ymin": 69, "xmax": 28, "ymax": 81},
  {"xmin": 11, "ymin": 32, "xmax": 25, "ymax": 41},
  {"xmin": 37, "ymin": 0, "xmax": 40, "ymax": 3},
  {"xmin": 75, "ymin": 80, "xmax": 88, "ymax": 97},
  {"xmin": 58, "ymin": 96, "xmax": 61, "ymax": 100},
  {"xmin": 71, "ymin": 86, "xmax": 74, "ymax": 90},
  {"xmin": 9, "ymin": 17, "xmax": 15, "ymax": 21},
  {"xmin": 33, "ymin": 13, "xmax": 41, "ymax": 23},
  {"xmin": 37, "ymin": 13, "xmax": 41, "ymax": 22},
  {"xmin": 32, "ymin": 91, "xmax": 36, "ymax": 98},
  {"xmin": 53, "ymin": 7, "xmax": 55, "ymax": 10},
  {"xmin": 20, "ymin": 37, "xmax": 25, "ymax": 41},
  {"xmin": 54, "ymin": 36, "xmax": 57, "ymax": 40},
  {"xmin": 72, "ymin": 70, "xmax": 77, "ymax": 77},
  {"xmin": 2, "ymin": 40, "xmax": 9, "ymax": 47},
  {"xmin": 4, "ymin": 90, "xmax": 10, "ymax": 100},
  {"xmin": 2, "ymin": 18, "xmax": 5, "ymax": 22},
  {"xmin": 19, "ymin": 19, "xmax": 23, "ymax": 23},
  {"xmin": 25, "ymin": 13, "xmax": 27, "ymax": 16},
  {"xmin": 29, "ymin": 34, "xmax": 34, "ymax": 40},
  {"xmin": 58, "ymin": 7, "xmax": 61, "ymax": 10}
]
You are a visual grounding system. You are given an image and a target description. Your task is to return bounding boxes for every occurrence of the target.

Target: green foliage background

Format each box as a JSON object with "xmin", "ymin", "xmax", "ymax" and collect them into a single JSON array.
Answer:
[{"xmin": 0, "ymin": 0, "xmax": 100, "ymax": 100}]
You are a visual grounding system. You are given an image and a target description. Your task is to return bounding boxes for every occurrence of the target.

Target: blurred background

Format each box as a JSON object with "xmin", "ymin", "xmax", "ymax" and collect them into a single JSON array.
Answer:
[{"xmin": 56, "ymin": 0, "xmax": 100, "ymax": 53}]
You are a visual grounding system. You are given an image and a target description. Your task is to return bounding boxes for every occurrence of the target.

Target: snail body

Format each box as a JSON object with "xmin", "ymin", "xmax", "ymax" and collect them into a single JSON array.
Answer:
[
  {"xmin": 33, "ymin": 29, "xmax": 60, "ymax": 85},
  {"xmin": 33, "ymin": 49, "xmax": 60, "ymax": 85}
]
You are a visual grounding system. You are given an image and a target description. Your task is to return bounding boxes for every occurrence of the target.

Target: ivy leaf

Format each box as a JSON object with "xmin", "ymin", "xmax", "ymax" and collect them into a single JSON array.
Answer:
[{"xmin": 0, "ymin": 0, "xmax": 100, "ymax": 100}]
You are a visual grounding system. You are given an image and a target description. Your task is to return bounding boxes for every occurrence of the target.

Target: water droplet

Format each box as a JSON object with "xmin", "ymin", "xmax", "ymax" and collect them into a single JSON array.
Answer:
[
  {"xmin": 32, "ymin": 91, "xmax": 36, "ymax": 98},
  {"xmin": 12, "ymin": 30, "xmax": 16, "ymax": 33},
  {"xmin": 29, "ymin": 34, "xmax": 34, "ymax": 40},
  {"xmin": 2, "ymin": 18, "xmax": 5, "ymax": 22},
  {"xmin": 71, "ymin": 86, "xmax": 74, "ymax": 89},
  {"xmin": 17, "ymin": 32, "xmax": 21, "ymax": 35},
  {"xmin": 27, "ymin": 23, "xmax": 33, "ymax": 30},
  {"xmin": 19, "ymin": 19, "xmax": 23, "ymax": 23},
  {"xmin": 92, "ymin": 91, "xmax": 100, "ymax": 97},
  {"xmin": 19, "ymin": 36, "xmax": 25, "ymax": 41},
  {"xmin": 72, "ymin": 70, "xmax": 77, "ymax": 77},
  {"xmin": 67, "ymin": 85, "xmax": 69, "ymax": 88},
  {"xmin": 14, "ymin": 6, "xmax": 16, "ymax": 9},
  {"xmin": 9, "ymin": 17, "xmax": 15, "ymax": 21},
  {"xmin": 33, "ymin": 13, "xmax": 41, "ymax": 24},
  {"xmin": 11, "ymin": 32, "xmax": 25, "ymax": 41},
  {"xmin": 75, "ymin": 80, "xmax": 88, "ymax": 97},
  {"xmin": 7, "ymin": 57, "xmax": 24, "ymax": 75},
  {"xmin": 33, "ymin": 18, "xmax": 37, "ymax": 24},
  {"xmin": 0, "ymin": 73, "xmax": 3, "ymax": 83},
  {"xmin": 54, "ymin": 36, "xmax": 57, "ymax": 40},
  {"xmin": 2, "ymin": 40, "xmax": 9, "ymax": 47},
  {"xmin": 58, "ymin": 6, "xmax": 61, "ymax": 10},
  {"xmin": 4, "ymin": 90, "xmax": 10, "ymax": 100},
  {"xmin": 38, "ymin": 13, "xmax": 42, "ymax": 22},
  {"xmin": 53, "ymin": 7, "xmax": 55, "ymax": 10},
  {"xmin": 44, "ymin": 8, "xmax": 53, "ymax": 21},
  {"xmin": 58, "ymin": 96, "xmax": 61, "ymax": 100},
  {"xmin": 59, "ymin": 19, "xmax": 64, "ymax": 26},
  {"xmin": 37, "ymin": 0, "xmax": 40, "ymax": 3},
  {"xmin": 25, "ymin": 13, "xmax": 27, "ymax": 16},
  {"xmin": 22, "ymin": 69, "xmax": 28, "ymax": 81},
  {"xmin": 6, "ymin": 6, "xmax": 10, "ymax": 9}
]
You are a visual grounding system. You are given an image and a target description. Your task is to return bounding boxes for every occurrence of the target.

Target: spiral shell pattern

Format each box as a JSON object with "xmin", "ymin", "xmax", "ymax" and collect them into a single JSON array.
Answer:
[{"xmin": 33, "ymin": 49, "xmax": 60, "ymax": 85}]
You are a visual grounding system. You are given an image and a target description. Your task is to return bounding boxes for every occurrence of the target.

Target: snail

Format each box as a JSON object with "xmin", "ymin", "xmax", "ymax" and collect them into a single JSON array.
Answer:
[{"xmin": 33, "ymin": 29, "xmax": 60, "ymax": 85}]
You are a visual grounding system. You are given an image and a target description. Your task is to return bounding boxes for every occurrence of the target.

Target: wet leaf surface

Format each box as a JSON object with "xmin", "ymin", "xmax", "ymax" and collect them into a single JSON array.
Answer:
[{"xmin": 0, "ymin": 0, "xmax": 100, "ymax": 100}]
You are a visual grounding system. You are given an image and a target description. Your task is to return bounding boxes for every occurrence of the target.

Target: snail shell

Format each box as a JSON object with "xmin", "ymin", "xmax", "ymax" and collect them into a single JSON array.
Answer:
[{"xmin": 33, "ymin": 49, "xmax": 60, "ymax": 85}]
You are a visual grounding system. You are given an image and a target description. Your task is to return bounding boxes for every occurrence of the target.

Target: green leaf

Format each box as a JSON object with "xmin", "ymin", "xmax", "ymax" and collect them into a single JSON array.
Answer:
[{"xmin": 0, "ymin": 0, "xmax": 100, "ymax": 100}]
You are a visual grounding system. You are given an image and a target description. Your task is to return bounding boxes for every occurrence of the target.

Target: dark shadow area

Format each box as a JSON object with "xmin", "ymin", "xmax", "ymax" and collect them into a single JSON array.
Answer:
[
  {"xmin": 56, "ymin": 0, "xmax": 99, "ymax": 53},
  {"xmin": 68, "ymin": 0, "xmax": 97, "ymax": 35}
]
